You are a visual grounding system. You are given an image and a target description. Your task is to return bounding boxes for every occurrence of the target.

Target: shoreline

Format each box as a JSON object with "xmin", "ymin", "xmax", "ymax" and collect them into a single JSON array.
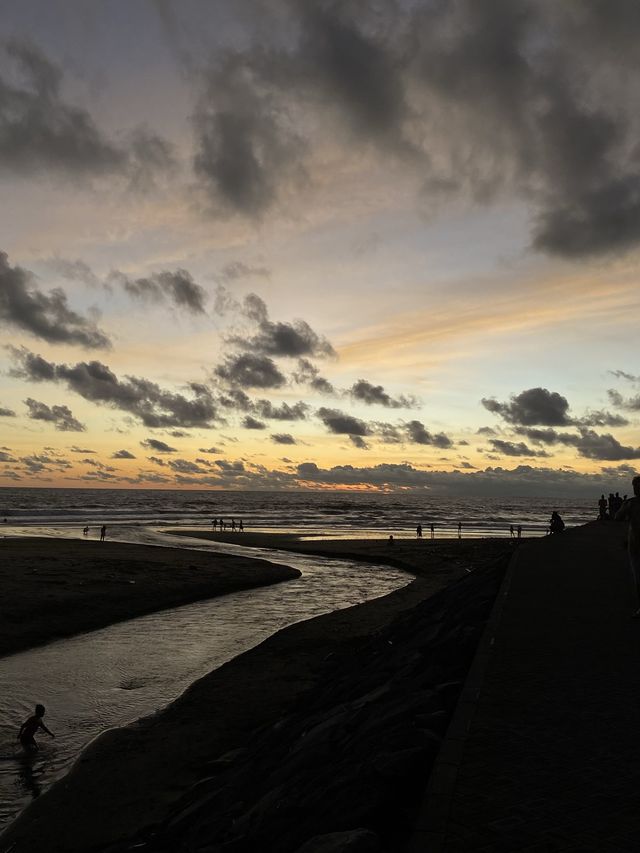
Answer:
[
  {"xmin": 0, "ymin": 533, "xmax": 513, "ymax": 853},
  {"xmin": 0, "ymin": 537, "xmax": 300, "ymax": 658}
]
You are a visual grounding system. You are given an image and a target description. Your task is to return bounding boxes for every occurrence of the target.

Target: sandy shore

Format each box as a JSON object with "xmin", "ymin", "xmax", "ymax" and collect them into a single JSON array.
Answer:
[
  {"xmin": 0, "ymin": 533, "xmax": 513, "ymax": 853},
  {"xmin": 0, "ymin": 537, "xmax": 300, "ymax": 657}
]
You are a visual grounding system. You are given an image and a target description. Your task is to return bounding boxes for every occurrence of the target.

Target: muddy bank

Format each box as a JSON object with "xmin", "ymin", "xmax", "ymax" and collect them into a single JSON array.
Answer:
[{"xmin": 0, "ymin": 537, "xmax": 300, "ymax": 657}]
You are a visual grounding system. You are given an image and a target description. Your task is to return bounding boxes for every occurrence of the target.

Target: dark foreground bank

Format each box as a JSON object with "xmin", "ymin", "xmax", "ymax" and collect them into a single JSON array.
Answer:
[
  {"xmin": 0, "ymin": 537, "xmax": 512, "ymax": 853},
  {"xmin": 0, "ymin": 538, "xmax": 300, "ymax": 657}
]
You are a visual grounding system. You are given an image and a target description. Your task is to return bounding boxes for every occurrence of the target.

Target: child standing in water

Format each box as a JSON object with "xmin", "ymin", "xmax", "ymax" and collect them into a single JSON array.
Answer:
[{"xmin": 18, "ymin": 704, "xmax": 55, "ymax": 751}]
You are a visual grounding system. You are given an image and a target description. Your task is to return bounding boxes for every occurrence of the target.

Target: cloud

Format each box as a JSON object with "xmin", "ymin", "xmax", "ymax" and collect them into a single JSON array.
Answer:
[
  {"xmin": 0, "ymin": 252, "xmax": 111, "ymax": 348},
  {"xmin": 271, "ymin": 433, "xmax": 296, "ymax": 445},
  {"xmin": 515, "ymin": 424, "xmax": 640, "ymax": 460},
  {"xmin": 349, "ymin": 379, "xmax": 417, "ymax": 408},
  {"xmin": 46, "ymin": 258, "xmax": 101, "ymax": 288},
  {"xmin": 140, "ymin": 438, "xmax": 177, "ymax": 454},
  {"xmin": 167, "ymin": 458, "xmax": 207, "ymax": 474},
  {"xmin": 111, "ymin": 269, "xmax": 207, "ymax": 315},
  {"xmin": 69, "ymin": 445, "xmax": 95, "ymax": 453},
  {"xmin": 10, "ymin": 347, "xmax": 219, "ymax": 428},
  {"xmin": 292, "ymin": 358, "xmax": 335, "ymax": 394},
  {"xmin": 24, "ymin": 397, "xmax": 85, "ymax": 431},
  {"xmin": 608, "ymin": 389, "xmax": 640, "ymax": 411},
  {"xmin": 243, "ymin": 415, "xmax": 266, "ymax": 429},
  {"xmin": 214, "ymin": 353, "xmax": 286, "ymax": 389},
  {"xmin": 193, "ymin": 53, "xmax": 305, "ymax": 216},
  {"xmin": 488, "ymin": 439, "xmax": 550, "ymax": 458},
  {"xmin": 111, "ymin": 449, "xmax": 136, "ymax": 459},
  {"xmin": 0, "ymin": 406, "xmax": 16, "ymax": 417},
  {"xmin": 317, "ymin": 407, "xmax": 370, "ymax": 436},
  {"xmin": 0, "ymin": 40, "xmax": 172, "ymax": 183},
  {"xmin": 216, "ymin": 261, "xmax": 271, "ymax": 282},
  {"xmin": 404, "ymin": 420, "xmax": 453, "ymax": 448},
  {"xmin": 198, "ymin": 446, "xmax": 221, "ymax": 454},
  {"xmin": 229, "ymin": 294, "xmax": 335, "ymax": 359},
  {"xmin": 349, "ymin": 434, "xmax": 369, "ymax": 449},
  {"xmin": 184, "ymin": 3, "xmax": 640, "ymax": 257},
  {"xmin": 254, "ymin": 399, "xmax": 309, "ymax": 421},
  {"xmin": 482, "ymin": 388, "xmax": 572, "ymax": 426},
  {"xmin": 609, "ymin": 370, "xmax": 640, "ymax": 384}
]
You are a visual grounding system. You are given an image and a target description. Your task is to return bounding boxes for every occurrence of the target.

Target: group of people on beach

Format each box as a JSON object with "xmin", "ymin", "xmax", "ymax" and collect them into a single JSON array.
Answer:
[
  {"xmin": 82, "ymin": 525, "xmax": 107, "ymax": 540},
  {"xmin": 598, "ymin": 492, "xmax": 626, "ymax": 520},
  {"xmin": 211, "ymin": 518, "xmax": 244, "ymax": 532}
]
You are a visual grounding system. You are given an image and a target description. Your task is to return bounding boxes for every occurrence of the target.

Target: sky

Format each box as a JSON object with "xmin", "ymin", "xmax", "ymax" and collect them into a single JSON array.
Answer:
[{"xmin": 1, "ymin": 0, "xmax": 640, "ymax": 496}]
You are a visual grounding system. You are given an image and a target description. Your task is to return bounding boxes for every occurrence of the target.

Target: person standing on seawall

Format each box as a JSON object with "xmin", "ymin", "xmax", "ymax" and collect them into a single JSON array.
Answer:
[{"xmin": 615, "ymin": 476, "xmax": 640, "ymax": 618}]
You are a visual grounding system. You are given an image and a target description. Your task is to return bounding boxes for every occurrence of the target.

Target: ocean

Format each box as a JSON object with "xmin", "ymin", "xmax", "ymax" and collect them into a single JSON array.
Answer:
[{"xmin": 0, "ymin": 487, "xmax": 597, "ymax": 538}]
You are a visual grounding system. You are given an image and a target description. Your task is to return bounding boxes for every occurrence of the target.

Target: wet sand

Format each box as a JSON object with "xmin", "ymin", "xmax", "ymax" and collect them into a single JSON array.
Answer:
[
  {"xmin": 0, "ymin": 537, "xmax": 300, "ymax": 657},
  {"xmin": 0, "ymin": 533, "xmax": 513, "ymax": 853}
]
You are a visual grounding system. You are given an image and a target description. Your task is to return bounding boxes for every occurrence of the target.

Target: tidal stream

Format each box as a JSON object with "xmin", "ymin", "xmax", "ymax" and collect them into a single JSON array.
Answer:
[{"xmin": 0, "ymin": 528, "xmax": 410, "ymax": 830}]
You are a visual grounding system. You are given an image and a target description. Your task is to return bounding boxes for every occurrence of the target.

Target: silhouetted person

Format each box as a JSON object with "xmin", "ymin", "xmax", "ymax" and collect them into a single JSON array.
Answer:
[
  {"xmin": 211, "ymin": 518, "xmax": 217, "ymax": 530},
  {"xmin": 231, "ymin": 518, "xmax": 236, "ymax": 532},
  {"xmin": 82, "ymin": 526, "xmax": 89, "ymax": 536},
  {"xmin": 457, "ymin": 521, "xmax": 462, "ymax": 539},
  {"xmin": 239, "ymin": 519, "xmax": 244, "ymax": 532},
  {"xmin": 549, "ymin": 511, "xmax": 565, "ymax": 534},
  {"xmin": 517, "ymin": 524, "xmax": 522, "ymax": 539},
  {"xmin": 18, "ymin": 704, "xmax": 54, "ymax": 752},
  {"xmin": 608, "ymin": 493, "xmax": 615, "ymax": 517},
  {"xmin": 416, "ymin": 524, "xmax": 422, "ymax": 538},
  {"xmin": 509, "ymin": 524, "xmax": 514, "ymax": 538},
  {"xmin": 430, "ymin": 523, "xmax": 435, "ymax": 539},
  {"xmin": 615, "ymin": 476, "xmax": 640, "ymax": 618},
  {"xmin": 220, "ymin": 519, "xmax": 225, "ymax": 531},
  {"xmin": 598, "ymin": 494, "xmax": 608, "ymax": 520},
  {"xmin": 100, "ymin": 525, "xmax": 106, "ymax": 541},
  {"xmin": 388, "ymin": 534, "xmax": 394, "ymax": 546},
  {"xmin": 615, "ymin": 492, "xmax": 623, "ymax": 513}
]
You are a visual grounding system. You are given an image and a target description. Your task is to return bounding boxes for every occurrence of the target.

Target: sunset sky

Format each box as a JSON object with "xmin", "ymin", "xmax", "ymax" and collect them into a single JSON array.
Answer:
[{"xmin": 1, "ymin": 0, "xmax": 640, "ymax": 495}]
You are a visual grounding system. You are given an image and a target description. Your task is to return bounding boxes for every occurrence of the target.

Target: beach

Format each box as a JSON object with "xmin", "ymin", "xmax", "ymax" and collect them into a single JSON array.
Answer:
[{"xmin": 0, "ymin": 532, "xmax": 513, "ymax": 852}]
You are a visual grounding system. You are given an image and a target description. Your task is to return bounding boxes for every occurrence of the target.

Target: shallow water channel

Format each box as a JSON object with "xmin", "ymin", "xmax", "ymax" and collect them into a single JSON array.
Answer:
[{"xmin": 0, "ymin": 528, "xmax": 410, "ymax": 830}]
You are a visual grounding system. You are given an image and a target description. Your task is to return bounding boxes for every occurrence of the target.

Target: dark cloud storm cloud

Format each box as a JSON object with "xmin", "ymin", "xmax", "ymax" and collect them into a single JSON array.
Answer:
[
  {"xmin": 0, "ymin": 406, "xmax": 16, "ymax": 417},
  {"xmin": 214, "ymin": 353, "xmax": 286, "ymax": 389},
  {"xmin": 317, "ymin": 407, "xmax": 370, "ymax": 437},
  {"xmin": 349, "ymin": 379, "xmax": 417, "ymax": 409},
  {"xmin": 229, "ymin": 294, "xmax": 335, "ymax": 359},
  {"xmin": 1, "ymin": 252, "xmax": 110, "ymax": 348},
  {"xmin": 111, "ymin": 449, "xmax": 136, "ymax": 459},
  {"xmin": 0, "ymin": 40, "xmax": 172, "ymax": 183},
  {"xmin": 271, "ymin": 433, "xmax": 296, "ymax": 445},
  {"xmin": 254, "ymin": 399, "xmax": 309, "ymax": 421},
  {"xmin": 187, "ymin": 2, "xmax": 640, "ymax": 257},
  {"xmin": 112, "ymin": 269, "xmax": 207, "ymax": 315},
  {"xmin": 10, "ymin": 347, "xmax": 219, "ymax": 428},
  {"xmin": 24, "ymin": 397, "xmax": 85, "ymax": 431},
  {"xmin": 140, "ymin": 438, "xmax": 177, "ymax": 454},
  {"xmin": 404, "ymin": 420, "xmax": 452, "ymax": 448},
  {"xmin": 242, "ymin": 415, "xmax": 266, "ymax": 430},
  {"xmin": 488, "ymin": 439, "xmax": 550, "ymax": 458},
  {"xmin": 482, "ymin": 388, "xmax": 572, "ymax": 426}
]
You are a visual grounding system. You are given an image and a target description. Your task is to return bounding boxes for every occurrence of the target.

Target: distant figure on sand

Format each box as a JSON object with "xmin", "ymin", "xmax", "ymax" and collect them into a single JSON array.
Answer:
[
  {"xmin": 615, "ymin": 476, "xmax": 640, "ymax": 618},
  {"xmin": 598, "ymin": 494, "xmax": 608, "ymax": 520},
  {"xmin": 517, "ymin": 524, "xmax": 522, "ymax": 539},
  {"xmin": 416, "ymin": 524, "xmax": 422, "ymax": 538},
  {"xmin": 231, "ymin": 518, "xmax": 236, "ymax": 532},
  {"xmin": 549, "ymin": 512, "xmax": 565, "ymax": 534},
  {"xmin": 211, "ymin": 518, "xmax": 217, "ymax": 530},
  {"xmin": 430, "ymin": 523, "xmax": 435, "ymax": 539},
  {"xmin": 388, "ymin": 534, "xmax": 394, "ymax": 546},
  {"xmin": 510, "ymin": 524, "xmax": 514, "ymax": 538},
  {"xmin": 100, "ymin": 525, "xmax": 106, "ymax": 541},
  {"xmin": 457, "ymin": 521, "xmax": 462, "ymax": 539},
  {"xmin": 18, "ymin": 704, "xmax": 54, "ymax": 751},
  {"xmin": 82, "ymin": 526, "xmax": 89, "ymax": 536},
  {"xmin": 239, "ymin": 519, "xmax": 244, "ymax": 532}
]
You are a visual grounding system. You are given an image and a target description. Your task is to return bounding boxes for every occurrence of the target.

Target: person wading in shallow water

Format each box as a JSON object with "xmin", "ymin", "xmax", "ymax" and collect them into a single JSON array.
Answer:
[
  {"xmin": 616, "ymin": 476, "xmax": 640, "ymax": 618},
  {"xmin": 18, "ymin": 704, "xmax": 55, "ymax": 751},
  {"xmin": 100, "ymin": 524, "xmax": 107, "ymax": 541}
]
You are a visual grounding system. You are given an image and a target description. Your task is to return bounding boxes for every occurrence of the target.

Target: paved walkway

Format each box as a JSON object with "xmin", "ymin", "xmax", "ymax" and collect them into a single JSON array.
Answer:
[{"xmin": 411, "ymin": 522, "xmax": 640, "ymax": 852}]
